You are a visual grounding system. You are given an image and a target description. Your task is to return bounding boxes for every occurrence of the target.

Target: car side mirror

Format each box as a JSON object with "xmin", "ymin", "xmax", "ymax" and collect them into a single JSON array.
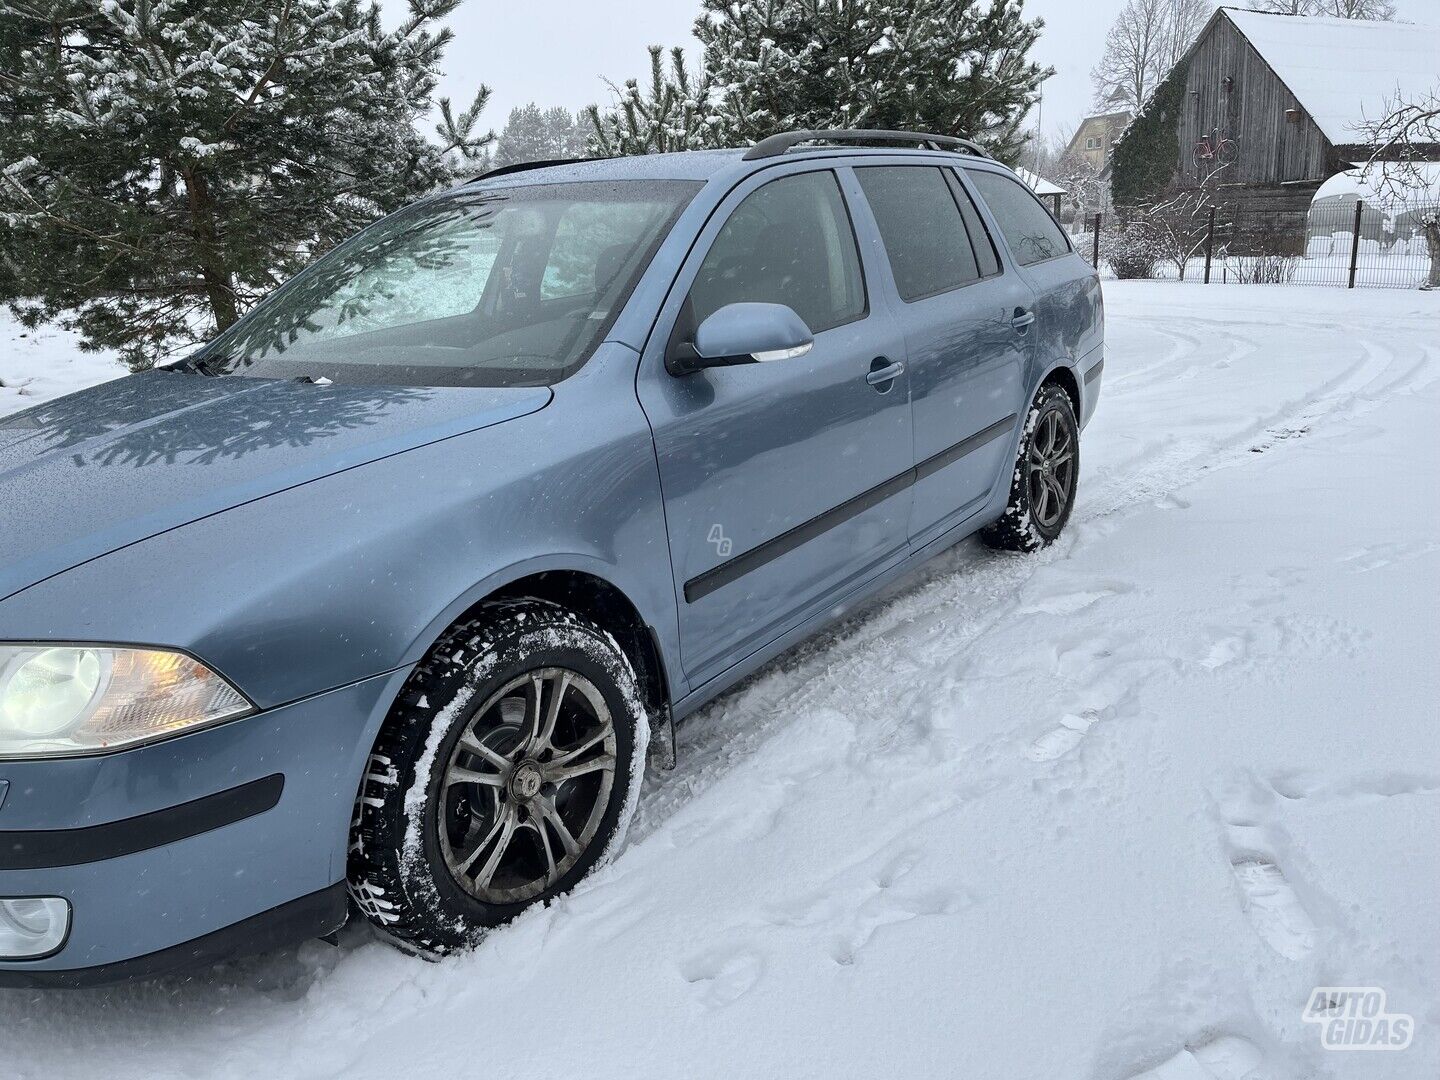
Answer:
[{"xmin": 674, "ymin": 302, "xmax": 814, "ymax": 374}]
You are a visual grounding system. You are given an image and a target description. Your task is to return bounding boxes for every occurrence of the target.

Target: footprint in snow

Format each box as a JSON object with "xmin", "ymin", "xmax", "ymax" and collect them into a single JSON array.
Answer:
[
  {"xmin": 1026, "ymin": 711, "xmax": 1100, "ymax": 762},
  {"xmin": 1219, "ymin": 809, "xmax": 1318, "ymax": 960},
  {"xmin": 1266, "ymin": 769, "xmax": 1440, "ymax": 804},
  {"xmin": 1017, "ymin": 580, "xmax": 1134, "ymax": 617},
  {"xmin": 763, "ymin": 846, "xmax": 968, "ymax": 967},
  {"xmin": 1198, "ymin": 635, "xmax": 1247, "ymax": 670},
  {"xmin": 1125, "ymin": 1034, "xmax": 1266, "ymax": 1080},
  {"xmin": 825, "ymin": 880, "xmax": 965, "ymax": 967},
  {"xmin": 1337, "ymin": 539, "xmax": 1440, "ymax": 574},
  {"xmin": 679, "ymin": 947, "xmax": 763, "ymax": 1008}
]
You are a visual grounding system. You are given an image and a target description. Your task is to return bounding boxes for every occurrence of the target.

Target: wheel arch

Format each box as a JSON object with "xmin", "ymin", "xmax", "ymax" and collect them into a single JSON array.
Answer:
[
  {"xmin": 1038, "ymin": 360, "xmax": 1081, "ymax": 419},
  {"xmin": 401, "ymin": 557, "xmax": 678, "ymax": 721}
]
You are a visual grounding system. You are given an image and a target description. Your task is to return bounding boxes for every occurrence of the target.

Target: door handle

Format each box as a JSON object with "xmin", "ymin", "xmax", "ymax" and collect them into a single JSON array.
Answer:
[
  {"xmin": 865, "ymin": 359, "xmax": 905, "ymax": 386},
  {"xmin": 1011, "ymin": 308, "xmax": 1036, "ymax": 331}
]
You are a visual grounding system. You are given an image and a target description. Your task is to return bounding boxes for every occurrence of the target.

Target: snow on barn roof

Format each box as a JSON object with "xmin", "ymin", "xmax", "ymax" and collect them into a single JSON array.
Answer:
[
  {"xmin": 1014, "ymin": 167, "xmax": 1066, "ymax": 196},
  {"xmin": 1223, "ymin": 8, "xmax": 1440, "ymax": 148}
]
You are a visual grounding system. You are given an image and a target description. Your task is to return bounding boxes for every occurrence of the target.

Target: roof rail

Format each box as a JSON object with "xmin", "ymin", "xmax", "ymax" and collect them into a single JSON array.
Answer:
[
  {"xmin": 468, "ymin": 157, "xmax": 600, "ymax": 184},
  {"xmin": 742, "ymin": 129, "xmax": 990, "ymax": 161}
]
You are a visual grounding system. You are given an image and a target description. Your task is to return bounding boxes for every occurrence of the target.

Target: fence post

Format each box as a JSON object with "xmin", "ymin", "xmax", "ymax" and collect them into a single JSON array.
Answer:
[
  {"xmin": 1091, "ymin": 212, "xmax": 1102, "ymax": 269},
  {"xmin": 1203, "ymin": 205, "xmax": 1217, "ymax": 284},
  {"xmin": 1347, "ymin": 199, "xmax": 1363, "ymax": 289}
]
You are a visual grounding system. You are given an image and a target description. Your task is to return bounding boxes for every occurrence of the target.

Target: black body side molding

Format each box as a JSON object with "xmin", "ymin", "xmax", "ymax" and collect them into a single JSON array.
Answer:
[
  {"xmin": 0, "ymin": 774, "xmax": 284, "ymax": 871},
  {"xmin": 685, "ymin": 415, "xmax": 1016, "ymax": 603}
]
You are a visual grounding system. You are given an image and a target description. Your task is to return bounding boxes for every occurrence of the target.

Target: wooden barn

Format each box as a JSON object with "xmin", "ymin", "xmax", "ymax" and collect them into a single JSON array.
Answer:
[{"xmin": 1111, "ymin": 7, "xmax": 1440, "ymax": 215}]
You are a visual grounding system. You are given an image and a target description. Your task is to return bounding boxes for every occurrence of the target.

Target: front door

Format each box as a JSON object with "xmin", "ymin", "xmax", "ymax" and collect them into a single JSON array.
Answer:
[{"xmin": 636, "ymin": 167, "xmax": 912, "ymax": 686}]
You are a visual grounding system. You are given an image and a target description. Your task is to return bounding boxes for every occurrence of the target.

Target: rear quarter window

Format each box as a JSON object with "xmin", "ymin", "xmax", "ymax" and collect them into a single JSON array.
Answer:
[{"xmin": 966, "ymin": 170, "xmax": 1071, "ymax": 267}]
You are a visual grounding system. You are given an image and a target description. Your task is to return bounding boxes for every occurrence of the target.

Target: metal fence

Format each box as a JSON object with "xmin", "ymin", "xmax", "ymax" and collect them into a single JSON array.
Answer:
[{"xmin": 1073, "ymin": 200, "xmax": 1437, "ymax": 290}]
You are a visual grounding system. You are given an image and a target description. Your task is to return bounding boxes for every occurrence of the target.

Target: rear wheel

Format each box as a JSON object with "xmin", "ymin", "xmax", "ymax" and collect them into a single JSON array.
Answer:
[
  {"xmin": 348, "ymin": 599, "xmax": 647, "ymax": 954},
  {"xmin": 981, "ymin": 382, "xmax": 1079, "ymax": 552}
]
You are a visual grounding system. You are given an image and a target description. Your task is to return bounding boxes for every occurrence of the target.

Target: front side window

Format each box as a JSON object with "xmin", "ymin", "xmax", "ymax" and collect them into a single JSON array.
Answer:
[
  {"xmin": 194, "ymin": 180, "xmax": 700, "ymax": 387},
  {"xmin": 966, "ymin": 170, "xmax": 1071, "ymax": 267},
  {"xmin": 856, "ymin": 166, "xmax": 981, "ymax": 302},
  {"xmin": 687, "ymin": 171, "xmax": 865, "ymax": 335}
]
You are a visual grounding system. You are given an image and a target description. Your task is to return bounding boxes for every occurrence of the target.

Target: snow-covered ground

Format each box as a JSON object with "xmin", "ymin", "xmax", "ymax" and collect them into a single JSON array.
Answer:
[
  {"xmin": 1, "ymin": 284, "xmax": 1437, "ymax": 1080},
  {"xmin": 0, "ymin": 315, "xmax": 126, "ymax": 413}
]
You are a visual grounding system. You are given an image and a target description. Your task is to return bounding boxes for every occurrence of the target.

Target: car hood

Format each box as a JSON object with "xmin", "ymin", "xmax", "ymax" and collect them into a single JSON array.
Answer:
[{"xmin": 0, "ymin": 371, "xmax": 551, "ymax": 602}]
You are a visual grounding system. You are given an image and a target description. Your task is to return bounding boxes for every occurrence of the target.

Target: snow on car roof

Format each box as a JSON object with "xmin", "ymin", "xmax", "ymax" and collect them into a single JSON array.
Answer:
[{"xmin": 1223, "ymin": 8, "xmax": 1440, "ymax": 148}]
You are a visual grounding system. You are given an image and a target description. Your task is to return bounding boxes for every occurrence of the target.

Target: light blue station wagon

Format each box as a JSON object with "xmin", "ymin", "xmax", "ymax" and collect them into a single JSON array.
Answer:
[{"xmin": 0, "ymin": 130, "xmax": 1102, "ymax": 984}]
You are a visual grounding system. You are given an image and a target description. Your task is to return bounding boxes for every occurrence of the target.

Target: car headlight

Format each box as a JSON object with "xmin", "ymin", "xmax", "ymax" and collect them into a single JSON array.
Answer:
[{"xmin": 0, "ymin": 645, "xmax": 252, "ymax": 759}]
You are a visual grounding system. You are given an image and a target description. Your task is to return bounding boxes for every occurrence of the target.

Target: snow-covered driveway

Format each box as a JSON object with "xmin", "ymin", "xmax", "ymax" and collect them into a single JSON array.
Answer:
[{"xmin": 2, "ymin": 284, "xmax": 1436, "ymax": 1080}]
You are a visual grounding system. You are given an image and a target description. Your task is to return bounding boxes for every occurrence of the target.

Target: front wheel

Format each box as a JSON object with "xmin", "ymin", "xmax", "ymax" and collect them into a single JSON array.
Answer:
[
  {"xmin": 981, "ymin": 383, "xmax": 1079, "ymax": 552},
  {"xmin": 348, "ymin": 599, "xmax": 647, "ymax": 954}
]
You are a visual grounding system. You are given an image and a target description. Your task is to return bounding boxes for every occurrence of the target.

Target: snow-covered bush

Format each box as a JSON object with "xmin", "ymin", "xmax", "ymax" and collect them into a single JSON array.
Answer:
[
  {"xmin": 1100, "ymin": 217, "xmax": 1166, "ymax": 279},
  {"xmin": 1229, "ymin": 254, "xmax": 1297, "ymax": 284}
]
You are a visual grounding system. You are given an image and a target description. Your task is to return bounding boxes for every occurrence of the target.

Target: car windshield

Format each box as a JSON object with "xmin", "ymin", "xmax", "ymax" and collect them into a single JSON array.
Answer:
[{"xmin": 193, "ymin": 180, "xmax": 701, "ymax": 387}]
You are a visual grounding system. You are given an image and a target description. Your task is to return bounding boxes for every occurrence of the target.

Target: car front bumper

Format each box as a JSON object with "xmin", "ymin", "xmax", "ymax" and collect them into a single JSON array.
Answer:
[{"xmin": 0, "ymin": 666, "xmax": 409, "ymax": 987}]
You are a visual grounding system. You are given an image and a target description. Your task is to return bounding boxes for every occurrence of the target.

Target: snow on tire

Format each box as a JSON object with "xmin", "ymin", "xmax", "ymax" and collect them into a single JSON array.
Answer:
[
  {"xmin": 348, "ymin": 598, "xmax": 648, "ymax": 954},
  {"xmin": 981, "ymin": 382, "xmax": 1080, "ymax": 552}
]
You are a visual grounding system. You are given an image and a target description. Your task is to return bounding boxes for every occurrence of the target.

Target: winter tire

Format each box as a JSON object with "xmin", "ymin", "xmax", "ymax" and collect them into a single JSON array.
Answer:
[
  {"xmin": 348, "ymin": 598, "xmax": 648, "ymax": 953},
  {"xmin": 981, "ymin": 382, "xmax": 1079, "ymax": 552}
]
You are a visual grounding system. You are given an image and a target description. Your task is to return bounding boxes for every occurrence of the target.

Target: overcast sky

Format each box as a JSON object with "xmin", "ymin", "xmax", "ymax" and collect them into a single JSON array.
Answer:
[{"xmin": 412, "ymin": 0, "xmax": 1438, "ymax": 153}]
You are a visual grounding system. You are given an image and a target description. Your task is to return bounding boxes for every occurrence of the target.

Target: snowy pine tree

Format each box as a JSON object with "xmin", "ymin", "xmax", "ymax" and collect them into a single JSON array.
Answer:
[
  {"xmin": 0, "ymin": 0, "xmax": 494, "ymax": 369},
  {"xmin": 542, "ymin": 106, "xmax": 587, "ymax": 158},
  {"xmin": 494, "ymin": 103, "xmax": 586, "ymax": 167},
  {"xmin": 694, "ymin": 0, "xmax": 1051, "ymax": 161},
  {"xmin": 586, "ymin": 45, "xmax": 722, "ymax": 157}
]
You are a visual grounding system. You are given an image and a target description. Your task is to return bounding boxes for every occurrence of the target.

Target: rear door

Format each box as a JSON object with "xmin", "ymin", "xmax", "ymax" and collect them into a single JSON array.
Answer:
[
  {"xmin": 963, "ymin": 167, "xmax": 1101, "ymax": 403},
  {"xmin": 850, "ymin": 164, "xmax": 1031, "ymax": 547},
  {"xmin": 636, "ymin": 167, "xmax": 913, "ymax": 687}
]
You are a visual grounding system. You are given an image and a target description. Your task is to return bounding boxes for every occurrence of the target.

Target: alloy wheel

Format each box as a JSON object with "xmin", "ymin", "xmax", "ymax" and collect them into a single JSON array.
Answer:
[
  {"xmin": 438, "ymin": 668, "xmax": 616, "ymax": 905},
  {"xmin": 1027, "ymin": 407, "xmax": 1076, "ymax": 529}
]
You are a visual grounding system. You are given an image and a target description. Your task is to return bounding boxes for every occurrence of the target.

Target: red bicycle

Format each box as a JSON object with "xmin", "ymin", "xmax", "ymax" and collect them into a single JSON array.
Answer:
[{"xmin": 1192, "ymin": 128, "xmax": 1238, "ymax": 172}]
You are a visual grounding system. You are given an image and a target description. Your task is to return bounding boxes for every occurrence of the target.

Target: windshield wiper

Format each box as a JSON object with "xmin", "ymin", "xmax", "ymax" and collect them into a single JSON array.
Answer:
[{"xmin": 181, "ymin": 354, "xmax": 225, "ymax": 377}]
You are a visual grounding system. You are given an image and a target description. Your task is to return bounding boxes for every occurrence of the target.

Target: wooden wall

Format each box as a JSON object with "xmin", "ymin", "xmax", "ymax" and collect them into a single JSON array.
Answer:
[{"xmin": 1177, "ymin": 13, "xmax": 1336, "ymax": 189}]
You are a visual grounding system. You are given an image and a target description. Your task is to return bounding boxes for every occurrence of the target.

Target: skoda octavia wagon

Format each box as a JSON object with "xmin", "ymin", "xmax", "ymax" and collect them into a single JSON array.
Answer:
[{"xmin": 0, "ymin": 130, "xmax": 1102, "ymax": 985}]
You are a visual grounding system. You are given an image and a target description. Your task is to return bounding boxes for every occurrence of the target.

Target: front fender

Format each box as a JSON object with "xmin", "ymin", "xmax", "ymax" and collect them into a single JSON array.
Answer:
[
  {"xmin": 400, "ymin": 550, "xmax": 678, "ymax": 678},
  {"xmin": 0, "ymin": 347, "xmax": 679, "ymax": 712}
]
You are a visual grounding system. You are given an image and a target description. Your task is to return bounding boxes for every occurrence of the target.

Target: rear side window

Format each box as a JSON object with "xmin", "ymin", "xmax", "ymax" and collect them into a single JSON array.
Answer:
[
  {"xmin": 688, "ymin": 171, "xmax": 865, "ymax": 335},
  {"xmin": 966, "ymin": 170, "xmax": 1071, "ymax": 266},
  {"xmin": 855, "ymin": 166, "xmax": 980, "ymax": 302}
]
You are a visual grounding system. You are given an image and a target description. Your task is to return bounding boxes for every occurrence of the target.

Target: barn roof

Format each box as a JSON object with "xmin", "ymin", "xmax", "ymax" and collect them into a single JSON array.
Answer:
[{"xmin": 1223, "ymin": 8, "xmax": 1440, "ymax": 148}]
